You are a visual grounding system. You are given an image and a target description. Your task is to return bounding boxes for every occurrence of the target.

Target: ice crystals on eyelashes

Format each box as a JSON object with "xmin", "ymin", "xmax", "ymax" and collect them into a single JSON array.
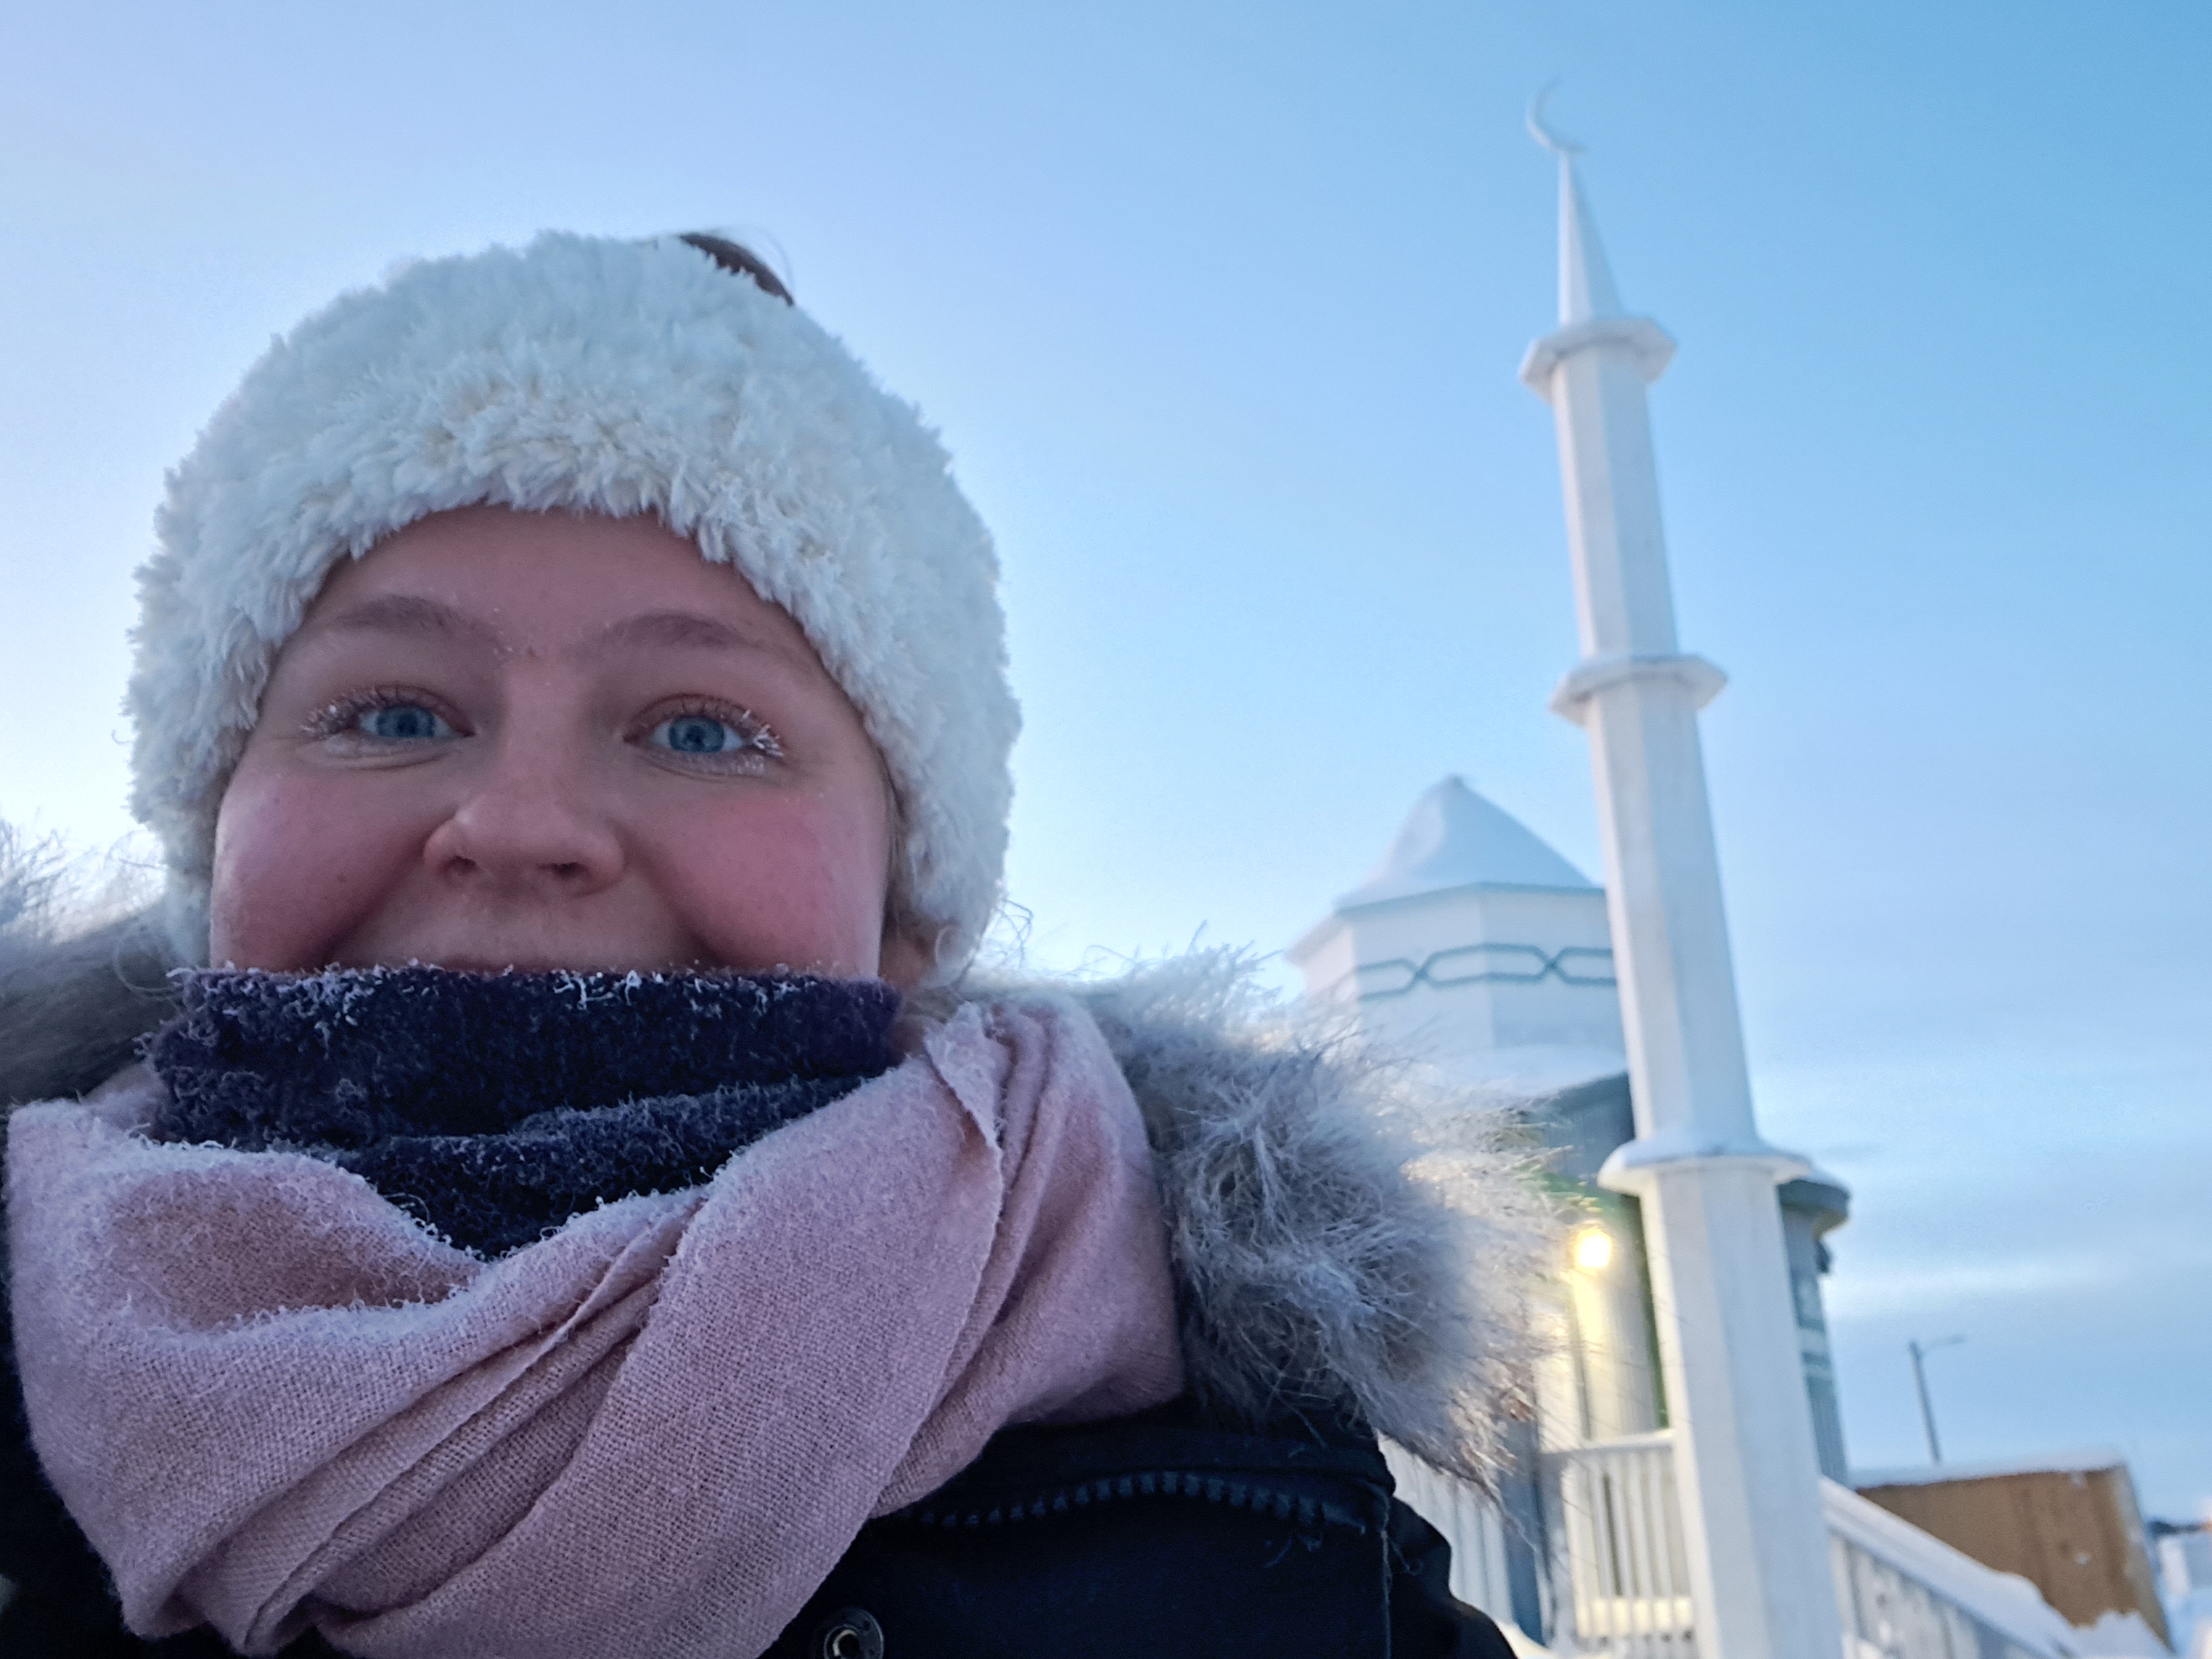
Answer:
[
  {"xmin": 646, "ymin": 706, "xmax": 785, "ymax": 763},
  {"xmin": 302, "ymin": 689, "xmax": 460, "ymax": 744}
]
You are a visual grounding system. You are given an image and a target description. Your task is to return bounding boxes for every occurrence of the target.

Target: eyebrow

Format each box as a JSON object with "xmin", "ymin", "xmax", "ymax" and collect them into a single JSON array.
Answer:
[
  {"xmin": 593, "ymin": 610, "xmax": 801, "ymax": 665},
  {"xmin": 297, "ymin": 596, "xmax": 801, "ymax": 668},
  {"xmin": 302, "ymin": 593, "xmax": 494, "ymax": 644}
]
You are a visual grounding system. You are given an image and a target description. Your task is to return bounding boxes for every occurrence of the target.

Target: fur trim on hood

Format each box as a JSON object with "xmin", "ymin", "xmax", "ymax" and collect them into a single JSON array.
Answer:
[
  {"xmin": 1, "ymin": 833, "xmax": 1553, "ymax": 1484},
  {"xmin": 1055, "ymin": 953, "xmax": 1552, "ymax": 1481},
  {"xmin": 0, "ymin": 831, "xmax": 174, "ymax": 1111}
]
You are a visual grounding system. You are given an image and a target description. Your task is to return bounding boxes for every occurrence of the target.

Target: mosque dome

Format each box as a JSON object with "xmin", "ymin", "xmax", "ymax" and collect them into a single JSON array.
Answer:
[{"xmin": 1335, "ymin": 775, "xmax": 1596, "ymax": 911}]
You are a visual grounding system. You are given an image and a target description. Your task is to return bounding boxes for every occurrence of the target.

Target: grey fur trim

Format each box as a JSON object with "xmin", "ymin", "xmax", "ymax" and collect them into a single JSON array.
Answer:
[
  {"xmin": 987, "ymin": 951, "xmax": 1557, "ymax": 1486},
  {"xmin": 0, "ymin": 830, "xmax": 180, "ymax": 1109}
]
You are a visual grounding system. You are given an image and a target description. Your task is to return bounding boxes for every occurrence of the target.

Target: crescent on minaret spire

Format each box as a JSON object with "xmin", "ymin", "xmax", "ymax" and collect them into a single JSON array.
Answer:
[
  {"xmin": 1518, "ymin": 102, "xmax": 1673, "ymax": 391},
  {"xmin": 1527, "ymin": 89, "xmax": 1623, "ymax": 325}
]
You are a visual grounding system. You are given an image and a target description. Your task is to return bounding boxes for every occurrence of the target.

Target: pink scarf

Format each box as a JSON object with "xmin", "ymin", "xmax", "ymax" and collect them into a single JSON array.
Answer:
[{"xmin": 8, "ymin": 996, "xmax": 1185, "ymax": 1657}]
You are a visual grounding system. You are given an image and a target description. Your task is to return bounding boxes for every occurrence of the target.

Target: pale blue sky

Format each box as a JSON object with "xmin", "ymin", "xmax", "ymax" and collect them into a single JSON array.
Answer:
[{"xmin": 3, "ymin": 3, "xmax": 2207, "ymax": 1514}]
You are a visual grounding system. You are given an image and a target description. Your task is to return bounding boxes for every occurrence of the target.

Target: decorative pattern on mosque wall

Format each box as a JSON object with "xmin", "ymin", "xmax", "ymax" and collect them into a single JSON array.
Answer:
[{"xmin": 1351, "ymin": 942, "xmax": 1618, "ymax": 1000}]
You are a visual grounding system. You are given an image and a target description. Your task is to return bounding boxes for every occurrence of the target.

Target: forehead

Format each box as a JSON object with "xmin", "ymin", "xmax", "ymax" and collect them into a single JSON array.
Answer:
[{"xmin": 297, "ymin": 506, "xmax": 822, "ymax": 676}]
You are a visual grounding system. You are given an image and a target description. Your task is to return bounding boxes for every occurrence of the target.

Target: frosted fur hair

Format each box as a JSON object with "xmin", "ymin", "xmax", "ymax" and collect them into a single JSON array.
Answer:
[
  {"xmin": 129, "ymin": 232, "xmax": 1019, "ymax": 978},
  {"xmin": 0, "ymin": 828, "xmax": 175, "ymax": 1110},
  {"xmin": 1063, "ymin": 950, "xmax": 1554, "ymax": 1481}
]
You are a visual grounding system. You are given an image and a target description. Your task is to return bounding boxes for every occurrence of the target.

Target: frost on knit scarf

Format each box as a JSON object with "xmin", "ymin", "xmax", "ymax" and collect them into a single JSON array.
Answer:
[
  {"xmin": 8, "ymin": 986, "xmax": 1185, "ymax": 1658},
  {"xmin": 143, "ymin": 968, "xmax": 901, "ymax": 1255}
]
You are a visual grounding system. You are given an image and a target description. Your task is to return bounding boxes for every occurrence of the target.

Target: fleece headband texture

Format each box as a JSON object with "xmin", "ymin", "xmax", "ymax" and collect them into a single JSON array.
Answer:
[{"xmin": 130, "ymin": 232, "xmax": 1019, "ymax": 974}]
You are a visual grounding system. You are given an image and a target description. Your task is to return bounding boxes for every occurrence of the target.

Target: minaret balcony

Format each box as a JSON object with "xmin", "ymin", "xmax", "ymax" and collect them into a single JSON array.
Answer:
[
  {"xmin": 1519, "ymin": 313, "xmax": 1677, "ymax": 396},
  {"xmin": 1549, "ymin": 650, "xmax": 1727, "ymax": 726}
]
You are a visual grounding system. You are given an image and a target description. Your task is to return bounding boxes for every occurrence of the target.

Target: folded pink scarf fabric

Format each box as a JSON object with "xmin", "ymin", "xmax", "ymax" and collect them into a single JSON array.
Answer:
[{"xmin": 7, "ymin": 996, "xmax": 1185, "ymax": 1658}]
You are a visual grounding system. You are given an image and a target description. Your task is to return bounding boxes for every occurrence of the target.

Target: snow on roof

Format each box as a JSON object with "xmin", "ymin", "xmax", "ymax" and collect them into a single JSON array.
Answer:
[
  {"xmin": 1336, "ymin": 776, "xmax": 1597, "ymax": 911},
  {"xmin": 1854, "ymin": 1448, "xmax": 2132, "ymax": 1489}
]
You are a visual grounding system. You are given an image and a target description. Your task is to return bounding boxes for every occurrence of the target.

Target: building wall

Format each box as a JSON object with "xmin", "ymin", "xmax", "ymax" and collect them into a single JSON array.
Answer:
[
  {"xmin": 1292, "ymin": 883, "xmax": 1622, "ymax": 1071},
  {"xmin": 1778, "ymin": 1180, "xmax": 1850, "ymax": 1483},
  {"xmin": 1858, "ymin": 1467, "xmax": 2170, "ymax": 1641},
  {"xmin": 2159, "ymin": 1525, "xmax": 2212, "ymax": 1597}
]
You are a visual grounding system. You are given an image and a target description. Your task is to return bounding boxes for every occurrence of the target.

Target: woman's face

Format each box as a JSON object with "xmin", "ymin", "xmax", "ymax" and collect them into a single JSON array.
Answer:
[{"xmin": 210, "ymin": 506, "xmax": 924, "ymax": 985}]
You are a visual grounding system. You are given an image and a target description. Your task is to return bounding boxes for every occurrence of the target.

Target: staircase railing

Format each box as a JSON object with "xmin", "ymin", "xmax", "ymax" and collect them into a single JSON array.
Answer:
[
  {"xmin": 1821, "ymin": 1476, "xmax": 2080, "ymax": 1659},
  {"xmin": 1392, "ymin": 1433, "xmax": 2085, "ymax": 1659}
]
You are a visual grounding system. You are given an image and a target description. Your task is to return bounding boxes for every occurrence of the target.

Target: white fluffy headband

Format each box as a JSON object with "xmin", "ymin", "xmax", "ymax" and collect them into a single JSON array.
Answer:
[{"xmin": 129, "ymin": 231, "xmax": 1019, "ymax": 979}]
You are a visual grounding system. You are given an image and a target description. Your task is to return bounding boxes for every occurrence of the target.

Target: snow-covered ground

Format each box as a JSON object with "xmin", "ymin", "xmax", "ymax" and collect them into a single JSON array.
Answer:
[{"xmin": 2074, "ymin": 1610, "xmax": 2173, "ymax": 1658}]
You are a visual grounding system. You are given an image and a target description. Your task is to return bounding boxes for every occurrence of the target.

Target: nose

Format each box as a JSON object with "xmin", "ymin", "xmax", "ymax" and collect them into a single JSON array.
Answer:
[{"xmin": 421, "ymin": 743, "xmax": 626, "ymax": 900}]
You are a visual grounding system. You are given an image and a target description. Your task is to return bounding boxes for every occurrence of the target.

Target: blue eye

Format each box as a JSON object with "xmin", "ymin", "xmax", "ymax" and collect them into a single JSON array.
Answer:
[
  {"xmin": 359, "ymin": 704, "xmax": 451, "ymax": 742},
  {"xmin": 660, "ymin": 715, "xmax": 734, "ymax": 754},
  {"xmin": 645, "ymin": 708, "xmax": 782, "ymax": 765}
]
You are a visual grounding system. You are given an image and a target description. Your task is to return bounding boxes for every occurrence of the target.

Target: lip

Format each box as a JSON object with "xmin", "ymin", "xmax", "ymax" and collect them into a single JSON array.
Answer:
[
  {"xmin": 355, "ymin": 954, "xmax": 562, "ymax": 975},
  {"xmin": 364, "ymin": 952, "xmax": 706, "ymax": 976}
]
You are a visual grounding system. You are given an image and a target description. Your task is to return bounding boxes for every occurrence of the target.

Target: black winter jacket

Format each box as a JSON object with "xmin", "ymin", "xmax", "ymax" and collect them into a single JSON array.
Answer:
[
  {"xmin": 3, "ymin": 1358, "xmax": 1508, "ymax": 1658},
  {"xmin": 767, "ymin": 1399, "xmax": 1512, "ymax": 1659}
]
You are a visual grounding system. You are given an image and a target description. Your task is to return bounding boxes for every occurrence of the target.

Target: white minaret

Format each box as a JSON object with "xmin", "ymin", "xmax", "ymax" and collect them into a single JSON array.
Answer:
[{"xmin": 1518, "ymin": 101, "xmax": 1845, "ymax": 1659}]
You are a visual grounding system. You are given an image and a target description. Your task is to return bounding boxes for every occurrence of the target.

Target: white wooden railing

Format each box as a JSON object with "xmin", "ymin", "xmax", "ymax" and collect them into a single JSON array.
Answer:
[
  {"xmin": 1822, "ymin": 1476, "xmax": 2079, "ymax": 1659},
  {"xmin": 1545, "ymin": 1432, "xmax": 1695, "ymax": 1659},
  {"xmin": 1394, "ymin": 1433, "xmax": 2082, "ymax": 1659}
]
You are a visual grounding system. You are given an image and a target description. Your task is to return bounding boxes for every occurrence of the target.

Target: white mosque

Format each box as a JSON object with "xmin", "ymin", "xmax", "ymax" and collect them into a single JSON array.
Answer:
[
  {"xmin": 1284, "ymin": 111, "xmax": 2104, "ymax": 1659},
  {"xmin": 1292, "ymin": 774, "xmax": 1854, "ymax": 1644},
  {"xmin": 1290, "ymin": 774, "xmax": 1851, "ymax": 1479}
]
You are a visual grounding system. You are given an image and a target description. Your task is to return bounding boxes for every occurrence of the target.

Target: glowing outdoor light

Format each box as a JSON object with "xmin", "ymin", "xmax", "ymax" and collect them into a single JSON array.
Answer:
[{"xmin": 1573, "ymin": 1225, "xmax": 1615, "ymax": 1273}]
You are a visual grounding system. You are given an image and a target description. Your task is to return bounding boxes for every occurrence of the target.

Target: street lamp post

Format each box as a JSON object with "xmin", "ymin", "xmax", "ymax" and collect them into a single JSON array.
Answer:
[{"xmin": 1908, "ymin": 1336, "xmax": 1965, "ymax": 1465}]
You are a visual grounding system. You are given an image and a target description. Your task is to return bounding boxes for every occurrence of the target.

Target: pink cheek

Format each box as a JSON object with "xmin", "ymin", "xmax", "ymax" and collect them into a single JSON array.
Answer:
[
  {"xmin": 211, "ymin": 775, "xmax": 428, "ymax": 967},
  {"xmin": 663, "ymin": 799, "xmax": 887, "ymax": 974}
]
